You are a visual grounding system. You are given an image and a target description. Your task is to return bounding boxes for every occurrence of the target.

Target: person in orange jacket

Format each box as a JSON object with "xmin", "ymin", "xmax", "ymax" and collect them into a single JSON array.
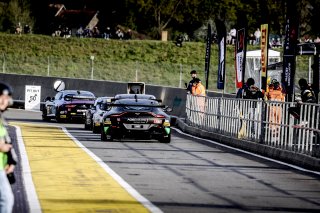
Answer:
[
  {"xmin": 191, "ymin": 78, "xmax": 206, "ymax": 123},
  {"xmin": 266, "ymin": 79, "xmax": 285, "ymax": 137},
  {"xmin": 192, "ymin": 78, "xmax": 206, "ymax": 96}
]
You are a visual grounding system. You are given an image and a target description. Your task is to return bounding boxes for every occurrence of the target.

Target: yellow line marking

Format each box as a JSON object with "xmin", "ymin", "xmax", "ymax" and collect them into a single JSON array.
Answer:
[{"xmin": 12, "ymin": 122, "xmax": 151, "ymax": 213}]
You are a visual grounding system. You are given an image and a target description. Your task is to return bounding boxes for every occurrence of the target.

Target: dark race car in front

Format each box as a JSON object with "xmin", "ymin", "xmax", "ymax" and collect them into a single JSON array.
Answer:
[
  {"xmin": 42, "ymin": 90, "xmax": 95, "ymax": 122},
  {"xmin": 101, "ymin": 98, "xmax": 171, "ymax": 143}
]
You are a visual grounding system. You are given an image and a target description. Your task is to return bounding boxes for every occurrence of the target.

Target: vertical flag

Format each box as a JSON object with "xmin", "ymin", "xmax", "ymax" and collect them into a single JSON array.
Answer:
[
  {"xmin": 282, "ymin": 1, "xmax": 298, "ymax": 102},
  {"xmin": 260, "ymin": 24, "xmax": 269, "ymax": 91},
  {"xmin": 216, "ymin": 20, "xmax": 227, "ymax": 90},
  {"xmin": 204, "ymin": 24, "xmax": 212, "ymax": 90},
  {"xmin": 313, "ymin": 53, "xmax": 320, "ymax": 103},
  {"xmin": 235, "ymin": 28, "xmax": 247, "ymax": 88}
]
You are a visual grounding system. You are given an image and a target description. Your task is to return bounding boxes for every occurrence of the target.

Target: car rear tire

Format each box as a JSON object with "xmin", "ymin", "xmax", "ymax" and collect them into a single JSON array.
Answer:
[
  {"xmin": 160, "ymin": 134, "xmax": 171, "ymax": 143},
  {"xmin": 84, "ymin": 121, "xmax": 91, "ymax": 130},
  {"xmin": 92, "ymin": 124, "xmax": 99, "ymax": 133}
]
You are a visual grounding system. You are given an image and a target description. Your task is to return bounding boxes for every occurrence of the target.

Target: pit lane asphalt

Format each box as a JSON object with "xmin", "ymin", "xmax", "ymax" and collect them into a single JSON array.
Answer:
[{"xmin": 6, "ymin": 109, "xmax": 320, "ymax": 213}]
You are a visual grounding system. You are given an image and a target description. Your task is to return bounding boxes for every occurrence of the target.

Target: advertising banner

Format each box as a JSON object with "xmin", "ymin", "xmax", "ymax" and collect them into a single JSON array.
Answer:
[
  {"xmin": 216, "ymin": 20, "xmax": 226, "ymax": 90},
  {"xmin": 235, "ymin": 28, "xmax": 246, "ymax": 88},
  {"xmin": 282, "ymin": 18, "xmax": 298, "ymax": 102},
  {"xmin": 204, "ymin": 24, "xmax": 212, "ymax": 90},
  {"xmin": 25, "ymin": 85, "xmax": 41, "ymax": 111},
  {"xmin": 261, "ymin": 24, "xmax": 269, "ymax": 91}
]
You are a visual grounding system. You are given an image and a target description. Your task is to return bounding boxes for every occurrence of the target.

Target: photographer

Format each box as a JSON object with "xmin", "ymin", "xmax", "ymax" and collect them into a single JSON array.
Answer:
[{"xmin": 0, "ymin": 82, "xmax": 15, "ymax": 213}]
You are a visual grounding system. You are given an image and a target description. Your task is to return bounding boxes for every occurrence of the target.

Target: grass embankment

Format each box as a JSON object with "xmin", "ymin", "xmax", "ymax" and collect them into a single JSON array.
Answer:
[{"xmin": 0, "ymin": 33, "xmax": 309, "ymax": 93}]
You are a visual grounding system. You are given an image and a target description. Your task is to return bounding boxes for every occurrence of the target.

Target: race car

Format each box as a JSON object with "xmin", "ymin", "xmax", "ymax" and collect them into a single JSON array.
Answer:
[
  {"xmin": 42, "ymin": 90, "xmax": 95, "ymax": 122},
  {"xmin": 84, "ymin": 96, "xmax": 113, "ymax": 133},
  {"xmin": 101, "ymin": 98, "xmax": 172, "ymax": 143}
]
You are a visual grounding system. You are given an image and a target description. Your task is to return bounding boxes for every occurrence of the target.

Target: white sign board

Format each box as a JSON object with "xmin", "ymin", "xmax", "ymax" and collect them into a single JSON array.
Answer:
[{"xmin": 25, "ymin": 85, "xmax": 41, "ymax": 111}]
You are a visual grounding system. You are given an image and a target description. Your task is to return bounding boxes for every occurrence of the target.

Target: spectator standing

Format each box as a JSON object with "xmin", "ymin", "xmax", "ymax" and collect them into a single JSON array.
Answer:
[
  {"xmin": 191, "ymin": 78, "xmax": 206, "ymax": 123},
  {"xmin": 23, "ymin": 25, "xmax": 30, "ymax": 34},
  {"xmin": 236, "ymin": 78, "xmax": 263, "ymax": 139},
  {"xmin": 76, "ymin": 27, "xmax": 84, "ymax": 38},
  {"xmin": 0, "ymin": 82, "xmax": 16, "ymax": 213},
  {"xmin": 254, "ymin": 28, "xmax": 261, "ymax": 45},
  {"xmin": 185, "ymin": 70, "xmax": 197, "ymax": 94},
  {"xmin": 248, "ymin": 33, "xmax": 255, "ymax": 45},
  {"xmin": 92, "ymin": 26, "xmax": 100, "ymax": 38},
  {"xmin": 266, "ymin": 79, "xmax": 285, "ymax": 137},
  {"xmin": 230, "ymin": 28, "xmax": 237, "ymax": 45},
  {"xmin": 236, "ymin": 78, "xmax": 263, "ymax": 99},
  {"xmin": 104, "ymin": 27, "xmax": 112, "ymax": 39},
  {"xmin": 125, "ymin": 29, "xmax": 132, "ymax": 40},
  {"xmin": 192, "ymin": 78, "xmax": 206, "ymax": 96},
  {"xmin": 289, "ymin": 78, "xmax": 316, "ymax": 124},
  {"xmin": 116, "ymin": 28, "xmax": 124, "ymax": 40}
]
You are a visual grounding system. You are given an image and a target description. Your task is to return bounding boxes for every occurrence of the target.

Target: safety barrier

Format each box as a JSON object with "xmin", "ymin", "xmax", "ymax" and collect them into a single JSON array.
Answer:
[{"xmin": 186, "ymin": 94, "xmax": 320, "ymax": 157}]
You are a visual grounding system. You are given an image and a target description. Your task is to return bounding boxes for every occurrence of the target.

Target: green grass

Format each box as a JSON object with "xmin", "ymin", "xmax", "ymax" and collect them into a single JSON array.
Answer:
[{"xmin": 0, "ymin": 33, "xmax": 309, "ymax": 93}]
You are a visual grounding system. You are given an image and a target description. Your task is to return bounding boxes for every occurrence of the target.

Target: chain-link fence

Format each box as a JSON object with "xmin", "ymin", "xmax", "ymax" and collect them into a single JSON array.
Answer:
[
  {"xmin": 0, "ymin": 53, "xmax": 238, "ymax": 93},
  {"xmin": 1, "ymin": 53, "xmax": 313, "ymax": 94}
]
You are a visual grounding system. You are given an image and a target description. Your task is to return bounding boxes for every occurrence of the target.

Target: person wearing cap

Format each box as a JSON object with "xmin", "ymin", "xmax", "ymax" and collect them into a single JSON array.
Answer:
[
  {"xmin": 186, "ymin": 70, "xmax": 197, "ymax": 93},
  {"xmin": 191, "ymin": 78, "xmax": 206, "ymax": 121},
  {"xmin": 266, "ymin": 79, "xmax": 285, "ymax": 138},
  {"xmin": 0, "ymin": 82, "xmax": 15, "ymax": 213}
]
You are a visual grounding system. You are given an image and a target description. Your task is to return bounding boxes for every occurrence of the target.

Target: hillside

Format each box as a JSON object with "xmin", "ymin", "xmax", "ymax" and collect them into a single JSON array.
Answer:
[{"xmin": 0, "ymin": 33, "xmax": 309, "ymax": 93}]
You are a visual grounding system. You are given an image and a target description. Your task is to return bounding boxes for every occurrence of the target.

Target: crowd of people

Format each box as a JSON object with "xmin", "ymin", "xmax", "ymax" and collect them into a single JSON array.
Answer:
[{"xmin": 52, "ymin": 25, "xmax": 133, "ymax": 40}]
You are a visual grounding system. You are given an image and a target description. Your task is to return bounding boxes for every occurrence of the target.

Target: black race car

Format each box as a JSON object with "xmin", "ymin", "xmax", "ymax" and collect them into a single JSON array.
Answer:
[
  {"xmin": 84, "ymin": 96, "xmax": 112, "ymax": 132},
  {"xmin": 101, "ymin": 98, "xmax": 172, "ymax": 143},
  {"xmin": 42, "ymin": 90, "xmax": 95, "ymax": 122}
]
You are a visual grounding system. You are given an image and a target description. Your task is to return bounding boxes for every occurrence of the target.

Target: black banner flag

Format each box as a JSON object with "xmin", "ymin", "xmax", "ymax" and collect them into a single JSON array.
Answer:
[
  {"xmin": 216, "ymin": 20, "xmax": 226, "ymax": 90},
  {"xmin": 282, "ymin": 1, "xmax": 298, "ymax": 102},
  {"xmin": 205, "ymin": 24, "xmax": 212, "ymax": 91}
]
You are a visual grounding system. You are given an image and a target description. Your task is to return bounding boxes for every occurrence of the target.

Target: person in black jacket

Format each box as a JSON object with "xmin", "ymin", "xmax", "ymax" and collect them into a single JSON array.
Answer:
[
  {"xmin": 185, "ymin": 70, "xmax": 197, "ymax": 94},
  {"xmin": 236, "ymin": 78, "xmax": 263, "ymax": 99},
  {"xmin": 289, "ymin": 78, "xmax": 316, "ymax": 121}
]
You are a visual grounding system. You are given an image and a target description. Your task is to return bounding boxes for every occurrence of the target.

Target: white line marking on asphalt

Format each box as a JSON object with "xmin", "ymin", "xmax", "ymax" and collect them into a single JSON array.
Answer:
[
  {"xmin": 14, "ymin": 126, "xmax": 42, "ymax": 213},
  {"xmin": 172, "ymin": 127, "xmax": 320, "ymax": 176},
  {"xmin": 61, "ymin": 127, "xmax": 163, "ymax": 213}
]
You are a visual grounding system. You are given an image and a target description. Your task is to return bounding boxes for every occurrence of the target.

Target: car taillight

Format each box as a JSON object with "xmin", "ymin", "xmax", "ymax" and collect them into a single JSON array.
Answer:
[
  {"xmin": 110, "ymin": 112, "xmax": 127, "ymax": 117},
  {"xmin": 148, "ymin": 112, "xmax": 165, "ymax": 118}
]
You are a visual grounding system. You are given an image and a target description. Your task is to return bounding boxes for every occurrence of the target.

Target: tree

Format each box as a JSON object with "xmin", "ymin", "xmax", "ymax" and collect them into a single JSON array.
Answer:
[{"xmin": 0, "ymin": 0, "xmax": 34, "ymax": 32}]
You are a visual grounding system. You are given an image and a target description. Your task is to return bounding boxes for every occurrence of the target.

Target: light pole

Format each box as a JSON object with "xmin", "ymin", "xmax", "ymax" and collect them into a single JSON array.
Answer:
[{"xmin": 90, "ymin": 55, "xmax": 94, "ymax": 80}]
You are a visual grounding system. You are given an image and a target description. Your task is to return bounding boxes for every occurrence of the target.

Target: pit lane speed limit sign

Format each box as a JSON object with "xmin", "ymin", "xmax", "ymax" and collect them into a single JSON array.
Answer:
[{"xmin": 25, "ymin": 85, "xmax": 41, "ymax": 111}]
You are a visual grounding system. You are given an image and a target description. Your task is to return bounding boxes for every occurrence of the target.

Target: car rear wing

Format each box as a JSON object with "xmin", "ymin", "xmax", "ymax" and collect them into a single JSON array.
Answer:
[
  {"xmin": 64, "ymin": 95, "xmax": 95, "ymax": 101},
  {"xmin": 106, "ymin": 103, "xmax": 172, "ymax": 112}
]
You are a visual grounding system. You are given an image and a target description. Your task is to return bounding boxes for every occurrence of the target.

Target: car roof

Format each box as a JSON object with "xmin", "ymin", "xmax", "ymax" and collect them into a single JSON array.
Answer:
[{"xmin": 114, "ymin": 94, "xmax": 156, "ymax": 100}]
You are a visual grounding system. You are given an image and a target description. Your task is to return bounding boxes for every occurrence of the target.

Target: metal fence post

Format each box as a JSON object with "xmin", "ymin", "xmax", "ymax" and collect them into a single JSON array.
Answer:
[
  {"xmin": 136, "ymin": 61, "xmax": 138, "ymax": 82},
  {"xmin": 260, "ymin": 101, "xmax": 267, "ymax": 144},
  {"xmin": 90, "ymin": 55, "xmax": 94, "ymax": 80},
  {"xmin": 179, "ymin": 64, "xmax": 182, "ymax": 88},
  {"xmin": 2, "ymin": 53, "xmax": 5, "ymax": 73},
  {"xmin": 47, "ymin": 56, "xmax": 50, "ymax": 76}
]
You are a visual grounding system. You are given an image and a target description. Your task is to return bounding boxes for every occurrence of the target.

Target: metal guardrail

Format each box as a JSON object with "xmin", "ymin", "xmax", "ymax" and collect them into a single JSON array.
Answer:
[{"xmin": 186, "ymin": 94, "xmax": 320, "ymax": 157}]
